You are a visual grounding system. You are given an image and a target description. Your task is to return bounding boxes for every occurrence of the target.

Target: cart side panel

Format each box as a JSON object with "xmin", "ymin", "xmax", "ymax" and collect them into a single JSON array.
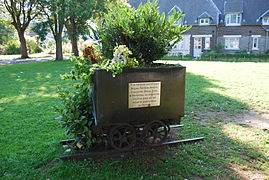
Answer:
[{"xmin": 93, "ymin": 66, "xmax": 185, "ymax": 126}]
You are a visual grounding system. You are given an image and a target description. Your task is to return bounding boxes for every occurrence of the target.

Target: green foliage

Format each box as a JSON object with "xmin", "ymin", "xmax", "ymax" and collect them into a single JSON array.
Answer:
[
  {"xmin": 32, "ymin": 21, "xmax": 50, "ymax": 42},
  {"xmin": 54, "ymin": 45, "xmax": 139, "ymax": 149},
  {"xmin": 0, "ymin": 19, "xmax": 16, "ymax": 45},
  {"xmin": 201, "ymin": 52, "xmax": 269, "ymax": 62},
  {"xmin": 64, "ymin": 0, "xmax": 96, "ymax": 39},
  {"xmin": 200, "ymin": 43, "xmax": 269, "ymax": 62},
  {"xmin": 95, "ymin": 1, "xmax": 190, "ymax": 64},
  {"xmin": 214, "ymin": 43, "xmax": 223, "ymax": 53},
  {"xmin": 55, "ymin": 85, "xmax": 95, "ymax": 148},
  {"xmin": 162, "ymin": 54, "xmax": 192, "ymax": 60},
  {"xmin": 0, "ymin": 44, "xmax": 5, "ymax": 54},
  {"xmin": 4, "ymin": 40, "xmax": 21, "ymax": 55},
  {"xmin": 26, "ymin": 38, "xmax": 43, "ymax": 54}
]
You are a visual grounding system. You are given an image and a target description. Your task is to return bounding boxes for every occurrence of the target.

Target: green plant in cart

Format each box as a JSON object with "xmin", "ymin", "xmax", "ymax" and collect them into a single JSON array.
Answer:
[
  {"xmin": 94, "ymin": 1, "xmax": 190, "ymax": 65},
  {"xmin": 54, "ymin": 44, "xmax": 139, "ymax": 149}
]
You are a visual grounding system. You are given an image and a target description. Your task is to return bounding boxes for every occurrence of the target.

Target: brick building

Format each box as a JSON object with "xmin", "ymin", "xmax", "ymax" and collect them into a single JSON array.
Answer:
[{"xmin": 129, "ymin": 0, "xmax": 269, "ymax": 57}]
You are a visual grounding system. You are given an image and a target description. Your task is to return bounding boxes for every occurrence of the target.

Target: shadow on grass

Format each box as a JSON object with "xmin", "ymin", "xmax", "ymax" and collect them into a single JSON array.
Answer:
[{"xmin": 0, "ymin": 62, "xmax": 268, "ymax": 179}]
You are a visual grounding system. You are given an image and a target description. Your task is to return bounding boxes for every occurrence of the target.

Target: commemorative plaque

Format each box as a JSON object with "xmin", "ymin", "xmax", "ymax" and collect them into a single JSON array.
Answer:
[{"xmin": 128, "ymin": 81, "xmax": 161, "ymax": 108}]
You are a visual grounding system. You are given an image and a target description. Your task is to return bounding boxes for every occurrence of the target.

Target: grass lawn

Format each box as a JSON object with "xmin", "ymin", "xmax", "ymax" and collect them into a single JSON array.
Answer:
[{"xmin": 0, "ymin": 60, "xmax": 268, "ymax": 179}]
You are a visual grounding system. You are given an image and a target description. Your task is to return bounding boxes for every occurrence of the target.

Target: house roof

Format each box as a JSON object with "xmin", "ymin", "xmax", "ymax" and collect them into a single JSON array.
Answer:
[
  {"xmin": 129, "ymin": 0, "xmax": 221, "ymax": 25},
  {"xmin": 243, "ymin": 0, "xmax": 269, "ymax": 25},
  {"xmin": 168, "ymin": 5, "xmax": 183, "ymax": 14},
  {"xmin": 259, "ymin": 10, "xmax": 269, "ymax": 18},
  {"xmin": 128, "ymin": 0, "xmax": 269, "ymax": 26},
  {"xmin": 198, "ymin": 12, "xmax": 213, "ymax": 19},
  {"xmin": 224, "ymin": 0, "xmax": 243, "ymax": 13}
]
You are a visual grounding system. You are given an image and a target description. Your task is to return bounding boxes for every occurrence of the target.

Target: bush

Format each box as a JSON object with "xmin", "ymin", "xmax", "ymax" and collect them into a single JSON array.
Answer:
[
  {"xmin": 0, "ymin": 44, "xmax": 6, "ymax": 55},
  {"xmin": 4, "ymin": 40, "xmax": 20, "ymax": 55},
  {"xmin": 201, "ymin": 52, "xmax": 269, "ymax": 62},
  {"xmin": 45, "ymin": 40, "xmax": 56, "ymax": 54},
  {"xmin": 54, "ymin": 45, "xmax": 139, "ymax": 149},
  {"xmin": 214, "ymin": 44, "xmax": 223, "ymax": 53},
  {"xmin": 95, "ymin": 1, "xmax": 189, "ymax": 64},
  {"xmin": 26, "ymin": 37, "xmax": 43, "ymax": 54},
  {"xmin": 161, "ymin": 54, "xmax": 192, "ymax": 60},
  {"xmin": 62, "ymin": 42, "xmax": 72, "ymax": 54}
]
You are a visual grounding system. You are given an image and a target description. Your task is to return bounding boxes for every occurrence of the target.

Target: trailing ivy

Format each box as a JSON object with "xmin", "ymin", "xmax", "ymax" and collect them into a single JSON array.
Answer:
[{"xmin": 54, "ymin": 45, "xmax": 139, "ymax": 149}]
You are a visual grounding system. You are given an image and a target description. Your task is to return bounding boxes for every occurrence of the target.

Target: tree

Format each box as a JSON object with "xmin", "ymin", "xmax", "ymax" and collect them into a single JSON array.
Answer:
[
  {"xmin": 1, "ymin": 0, "xmax": 39, "ymax": 58},
  {"xmin": 37, "ymin": 0, "xmax": 66, "ymax": 60},
  {"xmin": 64, "ymin": 0, "xmax": 96, "ymax": 57},
  {"xmin": 64, "ymin": 0, "xmax": 123, "ymax": 57}
]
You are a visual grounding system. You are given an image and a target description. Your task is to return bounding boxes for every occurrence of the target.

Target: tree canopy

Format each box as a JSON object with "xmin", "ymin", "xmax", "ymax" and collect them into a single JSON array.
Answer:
[{"xmin": 1, "ymin": 0, "xmax": 40, "ymax": 58}]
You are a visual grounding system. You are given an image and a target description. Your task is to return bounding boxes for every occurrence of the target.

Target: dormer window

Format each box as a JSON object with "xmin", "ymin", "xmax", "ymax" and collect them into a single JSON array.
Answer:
[
  {"xmin": 198, "ymin": 12, "xmax": 212, "ymax": 26},
  {"xmin": 225, "ymin": 13, "xmax": 242, "ymax": 26},
  {"xmin": 262, "ymin": 17, "xmax": 269, "ymax": 25},
  {"xmin": 199, "ymin": 18, "xmax": 210, "ymax": 25}
]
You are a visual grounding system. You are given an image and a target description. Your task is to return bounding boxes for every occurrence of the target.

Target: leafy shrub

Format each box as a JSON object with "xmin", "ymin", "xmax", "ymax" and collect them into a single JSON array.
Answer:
[
  {"xmin": 0, "ymin": 44, "xmax": 6, "ymax": 55},
  {"xmin": 201, "ymin": 52, "xmax": 269, "ymax": 62},
  {"xmin": 4, "ymin": 40, "xmax": 20, "ymax": 55},
  {"xmin": 62, "ymin": 42, "xmax": 72, "ymax": 54},
  {"xmin": 214, "ymin": 44, "xmax": 223, "ymax": 53},
  {"xmin": 26, "ymin": 38, "xmax": 43, "ymax": 54},
  {"xmin": 0, "ymin": 20, "xmax": 16, "ymax": 45},
  {"xmin": 94, "ymin": 1, "xmax": 189, "ymax": 65},
  {"xmin": 235, "ymin": 50, "xmax": 248, "ymax": 54},
  {"xmin": 54, "ymin": 45, "xmax": 139, "ymax": 149},
  {"xmin": 161, "ymin": 54, "xmax": 192, "ymax": 60},
  {"xmin": 183, "ymin": 54, "xmax": 193, "ymax": 60}
]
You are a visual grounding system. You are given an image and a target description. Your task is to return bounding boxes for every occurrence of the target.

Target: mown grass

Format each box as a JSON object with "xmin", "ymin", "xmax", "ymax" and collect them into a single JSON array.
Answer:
[{"xmin": 0, "ymin": 60, "xmax": 268, "ymax": 179}]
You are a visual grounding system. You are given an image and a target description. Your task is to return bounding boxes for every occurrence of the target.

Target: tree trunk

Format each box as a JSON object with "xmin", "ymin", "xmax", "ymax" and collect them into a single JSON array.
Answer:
[
  {"xmin": 55, "ymin": 35, "xmax": 63, "ymax": 60},
  {"xmin": 68, "ymin": 17, "xmax": 79, "ymax": 56},
  {"xmin": 71, "ymin": 36, "xmax": 79, "ymax": 56},
  {"xmin": 17, "ymin": 30, "xmax": 29, "ymax": 59}
]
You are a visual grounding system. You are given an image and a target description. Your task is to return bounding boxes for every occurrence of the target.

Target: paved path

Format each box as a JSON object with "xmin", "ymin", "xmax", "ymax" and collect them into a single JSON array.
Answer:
[{"xmin": 0, "ymin": 56, "xmax": 70, "ymax": 66}]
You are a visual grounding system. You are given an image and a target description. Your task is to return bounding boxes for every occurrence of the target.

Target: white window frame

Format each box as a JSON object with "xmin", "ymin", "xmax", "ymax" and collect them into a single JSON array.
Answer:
[
  {"xmin": 225, "ymin": 13, "xmax": 242, "ymax": 26},
  {"xmin": 199, "ymin": 18, "xmax": 210, "ymax": 25},
  {"xmin": 252, "ymin": 35, "xmax": 260, "ymax": 50},
  {"xmin": 204, "ymin": 37, "xmax": 211, "ymax": 50},
  {"xmin": 262, "ymin": 17, "xmax": 269, "ymax": 25},
  {"xmin": 224, "ymin": 35, "xmax": 240, "ymax": 50}
]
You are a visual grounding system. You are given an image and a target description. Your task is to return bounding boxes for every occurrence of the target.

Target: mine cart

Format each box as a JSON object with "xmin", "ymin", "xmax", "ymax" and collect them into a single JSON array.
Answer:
[{"xmin": 91, "ymin": 66, "xmax": 186, "ymax": 151}]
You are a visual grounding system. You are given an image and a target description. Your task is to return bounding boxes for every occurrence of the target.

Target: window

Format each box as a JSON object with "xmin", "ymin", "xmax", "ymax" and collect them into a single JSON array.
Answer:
[
  {"xmin": 225, "ymin": 37, "xmax": 240, "ymax": 50},
  {"xmin": 199, "ymin": 18, "xmax": 210, "ymax": 25},
  {"xmin": 225, "ymin": 13, "xmax": 242, "ymax": 26},
  {"xmin": 252, "ymin": 37, "xmax": 259, "ymax": 50},
  {"xmin": 262, "ymin": 17, "xmax": 269, "ymax": 25},
  {"xmin": 204, "ymin": 37, "xmax": 210, "ymax": 50}
]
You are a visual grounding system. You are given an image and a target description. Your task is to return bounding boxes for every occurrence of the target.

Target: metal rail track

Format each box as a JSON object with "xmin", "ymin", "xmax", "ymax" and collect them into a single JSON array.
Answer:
[{"xmin": 60, "ymin": 124, "xmax": 204, "ymax": 161}]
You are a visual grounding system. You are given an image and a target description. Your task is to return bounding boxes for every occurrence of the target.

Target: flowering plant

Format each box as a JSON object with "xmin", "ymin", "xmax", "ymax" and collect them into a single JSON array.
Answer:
[
  {"xmin": 82, "ymin": 45, "xmax": 103, "ymax": 64},
  {"xmin": 55, "ymin": 44, "xmax": 139, "ymax": 150}
]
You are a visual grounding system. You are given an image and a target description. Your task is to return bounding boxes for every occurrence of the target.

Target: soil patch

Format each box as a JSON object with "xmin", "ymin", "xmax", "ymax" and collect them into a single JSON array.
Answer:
[
  {"xmin": 229, "ymin": 163, "xmax": 268, "ymax": 180},
  {"xmin": 194, "ymin": 110, "xmax": 269, "ymax": 130}
]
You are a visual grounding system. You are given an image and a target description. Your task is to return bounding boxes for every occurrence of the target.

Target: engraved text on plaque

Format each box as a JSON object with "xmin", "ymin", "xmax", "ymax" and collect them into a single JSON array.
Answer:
[{"xmin": 128, "ymin": 81, "xmax": 161, "ymax": 108}]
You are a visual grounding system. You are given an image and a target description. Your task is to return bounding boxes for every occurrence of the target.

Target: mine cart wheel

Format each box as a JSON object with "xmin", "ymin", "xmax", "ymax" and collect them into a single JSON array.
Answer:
[
  {"xmin": 109, "ymin": 125, "xmax": 137, "ymax": 151},
  {"xmin": 143, "ymin": 121, "xmax": 168, "ymax": 145}
]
